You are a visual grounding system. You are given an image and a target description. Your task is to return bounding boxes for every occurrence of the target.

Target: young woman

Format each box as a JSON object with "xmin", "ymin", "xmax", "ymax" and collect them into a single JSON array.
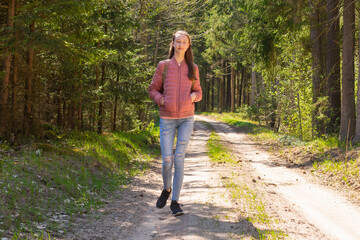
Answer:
[{"xmin": 148, "ymin": 31, "xmax": 202, "ymax": 216}]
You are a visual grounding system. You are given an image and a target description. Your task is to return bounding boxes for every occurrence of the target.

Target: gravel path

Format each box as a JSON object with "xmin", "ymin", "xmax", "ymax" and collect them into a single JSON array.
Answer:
[{"xmin": 63, "ymin": 115, "xmax": 360, "ymax": 240}]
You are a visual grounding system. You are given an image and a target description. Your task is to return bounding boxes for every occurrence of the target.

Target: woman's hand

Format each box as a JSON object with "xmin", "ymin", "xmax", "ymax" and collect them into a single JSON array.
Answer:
[
  {"xmin": 160, "ymin": 97, "xmax": 165, "ymax": 106},
  {"xmin": 191, "ymin": 92, "xmax": 196, "ymax": 102}
]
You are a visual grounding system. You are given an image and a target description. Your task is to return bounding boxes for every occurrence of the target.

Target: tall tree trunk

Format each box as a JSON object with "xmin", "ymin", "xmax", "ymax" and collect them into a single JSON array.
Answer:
[
  {"xmin": 153, "ymin": 20, "xmax": 160, "ymax": 66},
  {"xmin": 200, "ymin": 69, "xmax": 205, "ymax": 111},
  {"xmin": 353, "ymin": 9, "xmax": 360, "ymax": 142},
  {"xmin": 230, "ymin": 64, "xmax": 235, "ymax": 112},
  {"xmin": 211, "ymin": 75, "xmax": 214, "ymax": 111},
  {"xmin": 57, "ymin": 76, "xmax": 63, "ymax": 127},
  {"xmin": 57, "ymin": 95, "xmax": 62, "ymax": 127},
  {"xmin": 235, "ymin": 71, "xmax": 238, "ymax": 109},
  {"xmin": 113, "ymin": 94, "xmax": 118, "ymax": 132},
  {"xmin": 206, "ymin": 70, "xmax": 211, "ymax": 111},
  {"xmin": 310, "ymin": 0, "xmax": 326, "ymax": 137},
  {"xmin": 226, "ymin": 62, "xmax": 231, "ymax": 108},
  {"xmin": 340, "ymin": 0, "xmax": 355, "ymax": 141},
  {"xmin": 0, "ymin": 0, "xmax": 15, "ymax": 138},
  {"xmin": 250, "ymin": 64, "xmax": 257, "ymax": 106},
  {"xmin": 24, "ymin": 22, "xmax": 35, "ymax": 136},
  {"xmin": 11, "ymin": 3, "xmax": 19, "ymax": 136},
  {"xmin": 242, "ymin": 68, "xmax": 247, "ymax": 106},
  {"xmin": 78, "ymin": 76, "xmax": 83, "ymax": 130},
  {"xmin": 326, "ymin": 0, "xmax": 340, "ymax": 134},
  {"xmin": 202, "ymin": 68, "xmax": 208, "ymax": 111},
  {"xmin": 219, "ymin": 61, "xmax": 226, "ymax": 113},
  {"xmin": 70, "ymin": 101, "xmax": 75, "ymax": 130},
  {"xmin": 93, "ymin": 64, "xmax": 99, "ymax": 129},
  {"xmin": 236, "ymin": 71, "xmax": 240, "ymax": 109},
  {"xmin": 224, "ymin": 71, "xmax": 227, "ymax": 109},
  {"xmin": 62, "ymin": 101, "xmax": 66, "ymax": 128},
  {"xmin": 297, "ymin": 90, "xmax": 303, "ymax": 139},
  {"xmin": 76, "ymin": 66, "xmax": 84, "ymax": 130},
  {"xmin": 139, "ymin": 0, "xmax": 148, "ymax": 59},
  {"xmin": 97, "ymin": 62, "xmax": 106, "ymax": 133},
  {"xmin": 97, "ymin": 24, "xmax": 108, "ymax": 132},
  {"xmin": 11, "ymin": 52, "xmax": 18, "ymax": 135},
  {"xmin": 239, "ymin": 67, "xmax": 245, "ymax": 107},
  {"xmin": 112, "ymin": 70, "xmax": 120, "ymax": 132},
  {"xmin": 217, "ymin": 77, "xmax": 221, "ymax": 112},
  {"xmin": 270, "ymin": 76, "xmax": 280, "ymax": 130},
  {"xmin": 92, "ymin": 40, "xmax": 100, "ymax": 130}
]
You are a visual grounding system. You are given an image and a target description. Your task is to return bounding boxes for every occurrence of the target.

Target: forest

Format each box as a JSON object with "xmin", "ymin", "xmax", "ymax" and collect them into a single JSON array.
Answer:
[
  {"xmin": 1, "ymin": 0, "xmax": 360, "ymax": 142},
  {"xmin": 3, "ymin": 0, "xmax": 360, "ymax": 238}
]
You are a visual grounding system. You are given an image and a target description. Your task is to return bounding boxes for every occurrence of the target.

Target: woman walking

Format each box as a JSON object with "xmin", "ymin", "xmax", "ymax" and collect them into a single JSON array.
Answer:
[{"xmin": 148, "ymin": 31, "xmax": 202, "ymax": 216}]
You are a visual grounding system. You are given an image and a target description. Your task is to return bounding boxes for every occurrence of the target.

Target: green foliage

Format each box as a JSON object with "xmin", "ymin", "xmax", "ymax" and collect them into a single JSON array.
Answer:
[
  {"xmin": 0, "ymin": 0, "xmax": 347, "ymax": 142},
  {"xmin": 274, "ymin": 28, "xmax": 314, "ymax": 140},
  {"xmin": 1, "ymin": 0, "xmax": 155, "ymax": 137},
  {"xmin": 199, "ymin": 0, "xmax": 323, "ymax": 141}
]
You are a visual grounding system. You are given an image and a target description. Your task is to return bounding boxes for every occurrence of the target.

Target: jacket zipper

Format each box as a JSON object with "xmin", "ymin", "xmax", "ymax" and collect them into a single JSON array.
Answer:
[{"xmin": 177, "ymin": 63, "xmax": 181, "ymax": 118}]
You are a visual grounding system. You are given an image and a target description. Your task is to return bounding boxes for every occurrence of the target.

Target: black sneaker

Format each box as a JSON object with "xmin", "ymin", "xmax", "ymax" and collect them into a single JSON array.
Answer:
[
  {"xmin": 156, "ymin": 189, "xmax": 171, "ymax": 208},
  {"xmin": 170, "ymin": 200, "xmax": 183, "ymax": 216}
]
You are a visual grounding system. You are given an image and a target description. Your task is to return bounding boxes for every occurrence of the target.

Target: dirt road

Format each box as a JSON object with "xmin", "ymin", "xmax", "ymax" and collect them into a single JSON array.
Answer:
[{"xmin": 64, "ymin": 115, "xmax": 360, "ymax": 240}]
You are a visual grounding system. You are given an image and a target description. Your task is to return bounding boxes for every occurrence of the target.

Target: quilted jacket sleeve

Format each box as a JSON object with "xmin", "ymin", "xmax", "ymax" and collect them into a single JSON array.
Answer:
[
  {"xmin": 192, "ymin": 64, "xmax": 202, "ymax": 102},
  {"xmin": 148, "ymin": 61, "xmax": 164, "ymax": 106}
]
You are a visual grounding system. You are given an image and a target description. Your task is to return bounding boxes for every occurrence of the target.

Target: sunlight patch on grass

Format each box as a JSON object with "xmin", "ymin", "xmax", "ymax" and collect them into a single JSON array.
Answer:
[
  {"xmin": 207, "ymin": 132, "xmax": 236, "ymax": 164},
  {"xmin": 202, "ymin": 112, "xmax": 258, "ymax": 132},
  {"xmin": 0, "ymin": 126, "xmax": 160, "ymax": 239}
]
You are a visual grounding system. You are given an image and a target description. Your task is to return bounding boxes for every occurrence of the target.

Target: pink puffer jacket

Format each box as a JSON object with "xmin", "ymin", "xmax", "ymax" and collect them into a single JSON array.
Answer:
[{"xmin": 148, "ymin": 57, "xmax": 202, "ymax": 119}]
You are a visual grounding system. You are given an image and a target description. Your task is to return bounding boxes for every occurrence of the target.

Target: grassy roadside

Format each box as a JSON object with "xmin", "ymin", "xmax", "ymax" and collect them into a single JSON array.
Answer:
[
  {"xmin": 202, "ymin": 112, "xmax": 360, "ymax": 203},
  {"xmin": 206, "ymin": 130, "xmax": 287, "ymax": 239},
  {"xmin": 0, "ymin": 123, "xmax": 160, "ymax": 239}
]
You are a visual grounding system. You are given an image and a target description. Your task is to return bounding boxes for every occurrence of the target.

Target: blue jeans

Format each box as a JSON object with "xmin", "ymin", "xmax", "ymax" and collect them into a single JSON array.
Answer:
[{"xmin": 160, "ymin": 116, "xmax": 194, "ymax": 201}]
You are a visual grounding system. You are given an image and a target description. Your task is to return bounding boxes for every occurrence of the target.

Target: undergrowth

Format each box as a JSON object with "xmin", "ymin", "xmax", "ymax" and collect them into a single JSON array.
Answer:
[{"xmin": 0, "ymin": 121, "xmax": 160, "ymax": 239}]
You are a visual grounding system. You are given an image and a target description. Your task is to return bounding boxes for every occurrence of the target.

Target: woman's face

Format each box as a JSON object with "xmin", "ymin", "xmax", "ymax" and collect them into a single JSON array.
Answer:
[{"xmin": 172, "ymin": 34, "xmax": 190, "ymax": 55}]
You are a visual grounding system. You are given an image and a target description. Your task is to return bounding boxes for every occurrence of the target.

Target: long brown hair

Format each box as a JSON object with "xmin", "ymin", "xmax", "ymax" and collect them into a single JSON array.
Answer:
[{"xmin": 168, "ymin": 31, "xmax": 196, "ymax": 80}]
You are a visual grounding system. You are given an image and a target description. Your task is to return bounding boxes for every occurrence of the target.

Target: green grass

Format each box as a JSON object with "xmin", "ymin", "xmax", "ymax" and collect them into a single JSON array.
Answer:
[
  {"xmin": 313, "ymin": 158, "xmax": 360, "ymax": 185},
  {"xmin": 224, "ymin": 181, "xmax": 269, "ymax": 224},
  {"xmin": 205, "ymin": 129, "xmax": 287, "ymax": 239},
  {"xmin": 202, "ymin": 112, "xmax": 259, "ymax": 133},
  {"xmin": 207, "ymin": 132, "xmax": 237, "ymax": 164},
  {"xmin": 0, "ymin": 123, "xmax": 160, "ymax": 239}
]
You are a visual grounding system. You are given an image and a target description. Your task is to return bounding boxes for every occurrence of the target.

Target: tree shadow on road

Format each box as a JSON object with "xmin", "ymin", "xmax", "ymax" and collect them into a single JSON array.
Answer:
[{"xmin": 154, "ymin": 201, "xmax": 284, "ymax": 239}]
